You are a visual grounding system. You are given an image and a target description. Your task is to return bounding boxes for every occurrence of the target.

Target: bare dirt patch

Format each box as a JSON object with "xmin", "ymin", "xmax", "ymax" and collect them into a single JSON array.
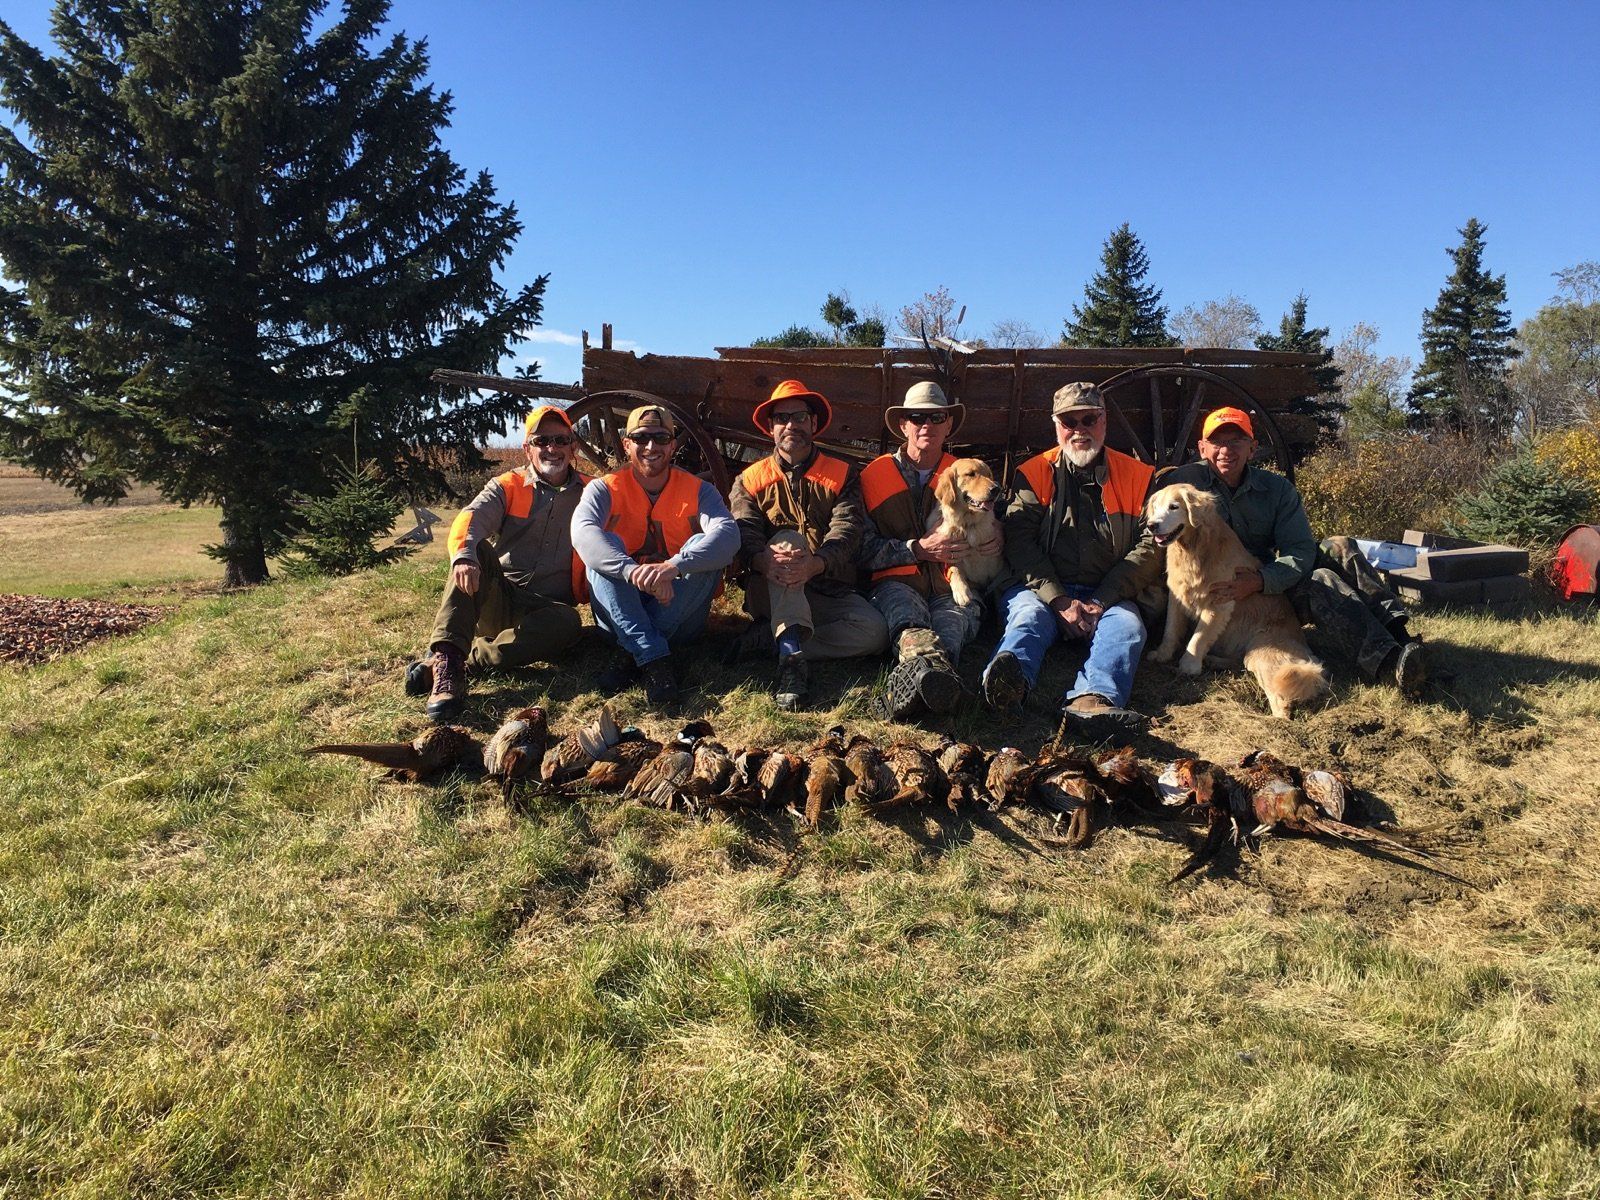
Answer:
[{"xmin": 0, "ymin": 592, "xmax": 169, "ymax": 665}]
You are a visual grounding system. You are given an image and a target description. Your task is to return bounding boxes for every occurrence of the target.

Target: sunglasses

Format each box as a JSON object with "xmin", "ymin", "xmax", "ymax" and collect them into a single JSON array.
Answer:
[
  {"xmin": 627, "ymin": 431, "xmax": 675, "ymax": 446},
  {"xmin": 904, "ymin": 412, "xmax": 950, "ymax": 426},
  {"xmin": 527, "ymin": 434, "xmax": 574, "ymax": 448},
  {"xmin": 1055, "ymin": 411, "xmax": 1103, "ymax": 431},
  {"xmin": 768, "ymin": 409, "xmax": 815, "ymax": 425}
]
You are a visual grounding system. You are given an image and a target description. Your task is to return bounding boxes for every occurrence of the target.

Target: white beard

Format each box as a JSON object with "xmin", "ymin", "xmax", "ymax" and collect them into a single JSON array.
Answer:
[{"xmin": 1063, "ymin": 442, "xmax": 1102, "ymax": 469}]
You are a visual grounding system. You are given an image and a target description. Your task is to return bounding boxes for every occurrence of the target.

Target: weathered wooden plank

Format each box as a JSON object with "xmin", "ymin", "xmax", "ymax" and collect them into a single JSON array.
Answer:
[
  {"xmin": 714, "ymin": 345, "xmax": 1324, "ymax": 368},
  {"xmin": 430, "ymin": 369, "xmax": 583, "ymax": 400}
]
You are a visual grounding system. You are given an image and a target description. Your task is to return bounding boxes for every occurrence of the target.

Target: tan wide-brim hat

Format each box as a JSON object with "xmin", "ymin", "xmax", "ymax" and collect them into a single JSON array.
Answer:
[{"xmin": 884, "ymin": 380, "xmax": 965, "ymax": 438}]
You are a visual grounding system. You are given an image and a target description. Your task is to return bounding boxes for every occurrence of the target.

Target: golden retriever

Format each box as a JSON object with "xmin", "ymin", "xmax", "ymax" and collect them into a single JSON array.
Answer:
[
  {"xmin": 1145, "ymin": 482, "xmax": 1328, "ymax": 719},
  {"xmin": 929, "ymin": 457, "xmax": 1002, "ymax": 608}
]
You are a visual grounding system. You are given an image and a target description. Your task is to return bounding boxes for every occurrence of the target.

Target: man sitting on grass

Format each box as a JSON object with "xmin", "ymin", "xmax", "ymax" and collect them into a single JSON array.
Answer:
[
  {"xmin": 408, "ymin": 405, "xmax": 589, "ymax": 722},
  {"xmin": 981, "ymin": 383, "xmax": 1162, "ymax": 737},
  {"xmin": 1161, "ymin": 406, "xmax": 1425, "ymax": 696},
  {"xmin": 570, "ymin": 404, "xmax": 739, "ymax": 705}
]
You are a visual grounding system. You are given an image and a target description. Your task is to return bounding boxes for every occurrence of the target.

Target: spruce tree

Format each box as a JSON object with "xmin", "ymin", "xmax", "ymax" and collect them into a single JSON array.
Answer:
[
  {"xmin": 1062, "ymin": 223, "xmax": 1174, "ymax": 348},
  {"xmin": 1408, "ymin": 218, "xmax": 1521, "ymax": 434},
  {"xmin": 0, "ymin": 0, "xmax": 543, "ymax": 585},
  {"xmin": 1255, "ymin": 293, "xmax": 1344, "ymax": 438}
]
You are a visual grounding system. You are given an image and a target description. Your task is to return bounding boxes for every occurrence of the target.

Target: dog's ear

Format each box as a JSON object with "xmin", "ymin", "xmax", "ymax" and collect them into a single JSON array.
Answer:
[
  {"xmin": 934, "ymin": 465, "xmax": 958, "ymax": 508},
  {"xmin": 1177, "ymin": 486, "xmax": 1197, "ymax": 530}
]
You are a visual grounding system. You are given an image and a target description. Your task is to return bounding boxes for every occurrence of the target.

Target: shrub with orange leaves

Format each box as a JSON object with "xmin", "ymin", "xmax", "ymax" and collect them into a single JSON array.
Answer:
[{"xmin": 1296, "ymin": 433, "xmax": 1499, "ymax": 542}]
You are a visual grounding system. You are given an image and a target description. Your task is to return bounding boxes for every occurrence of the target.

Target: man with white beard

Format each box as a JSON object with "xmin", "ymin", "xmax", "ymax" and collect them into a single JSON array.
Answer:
[{"xmin": 980, "ymin": 383, "xmax": 1162, "ymax": 736}]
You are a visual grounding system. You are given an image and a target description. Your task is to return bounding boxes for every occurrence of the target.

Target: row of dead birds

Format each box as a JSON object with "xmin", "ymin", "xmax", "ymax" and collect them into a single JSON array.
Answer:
[{"xmin": 307, "ymin": 704, "xmax": 1434, "ymax": 883}]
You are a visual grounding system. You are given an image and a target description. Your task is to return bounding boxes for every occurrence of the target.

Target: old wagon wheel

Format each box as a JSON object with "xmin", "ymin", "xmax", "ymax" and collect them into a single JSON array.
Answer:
[
  {"xmin": 1098, "ymin": 365, "xmax": 1296, "ymax": 482},
  {"xmin": 561, "ymin": 389, "xmax": 733, "ymax": 497}
]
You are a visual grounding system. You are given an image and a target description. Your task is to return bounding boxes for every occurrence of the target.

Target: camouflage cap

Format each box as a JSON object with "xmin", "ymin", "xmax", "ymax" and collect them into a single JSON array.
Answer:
[{"xmin": 1051, "ymin": 382, "xmax": 1106, "ymax": 415}]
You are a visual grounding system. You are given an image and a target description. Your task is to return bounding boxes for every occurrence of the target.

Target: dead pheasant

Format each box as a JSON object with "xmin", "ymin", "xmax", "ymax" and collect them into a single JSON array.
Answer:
[
  {"xmin": 1092, "ymin": 745, "xmax": 1162, "ymax": 814},
  {"xmin": 577, "ymin": 729, "xmax": 660, "ymax": 792},
  {"xmin": 623, "ymin": 720, "xmax": 715, "ymax": 811},
  {"xmin": 683, "ymin": 736, "xmax": 737, "ymax": 803},
  {"xmin": 862, "ymin": 741, "xmax": 948, "ymax": 816},
  {"xmin": 540, "ymin": 703, "xmax": 623, "ymax": 784},
  {"xmin": 1234, "ymin": 750, "xmax": 1418, "ymax": 854},
  {"xmin": 1164, "ymin": 758, "xmax": 1237, "ymax": 883},
  {"xmin": 844, "ymin": 734, "xmax": 896, "ymax": 809},
  {"xmin": 984, "ymin": 747, "xmax": 1037, "ymax": 810},
  {"xmin": 306, "ymin": 724, "xmax": 480, "ymax": 782},
  {"xmin": 794, "ymin": 725, "xmax": 847, "ymax": 828},
  {"xmin": 936, "ymin": 740, "xmax": 990, "ymax": 811},
  {"xmin": 483, "ymin": 706, "xmax": 548, "ymax": 805},
  {"xmin": 1030, "ymin": 749, "xmax": 1105, "ymax": 848}
]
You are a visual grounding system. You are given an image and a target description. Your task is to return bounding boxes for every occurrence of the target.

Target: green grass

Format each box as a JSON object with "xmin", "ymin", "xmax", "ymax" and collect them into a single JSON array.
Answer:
[{"xmin": 3, "ymin": 552, "xmax": 1600, "ymax": 1195}]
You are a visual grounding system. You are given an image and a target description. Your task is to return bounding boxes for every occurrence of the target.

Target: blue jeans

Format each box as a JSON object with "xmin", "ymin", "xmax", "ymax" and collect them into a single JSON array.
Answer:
[
  {"xmin": 984, "ymin": 583, "xmax": 1147, "ymax": 708},
  {"xmin": 586, "ymin": 551, "xmax": 722, "ymax": 667}
]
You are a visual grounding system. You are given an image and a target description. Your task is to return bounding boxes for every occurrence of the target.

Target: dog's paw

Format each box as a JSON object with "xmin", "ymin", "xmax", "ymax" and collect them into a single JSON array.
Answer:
[
  {"xmin": 1151, "ymin": 645, "xmax": 1177, "ymax": 664},
  {"xmin": 1177, "ymin": 654, "xmax": 1204, "ymax": 676}
]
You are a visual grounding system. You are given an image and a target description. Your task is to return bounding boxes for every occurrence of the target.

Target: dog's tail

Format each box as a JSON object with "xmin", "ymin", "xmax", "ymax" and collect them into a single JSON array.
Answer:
[{"xmin": 1243, "ymin": 636, "xmax": 1329, "ymax": 719}]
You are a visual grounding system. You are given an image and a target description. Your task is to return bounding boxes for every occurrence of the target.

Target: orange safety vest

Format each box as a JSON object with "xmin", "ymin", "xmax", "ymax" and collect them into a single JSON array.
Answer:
[
  {"xmin": 859, "ymin": 452, "xmax": 957, "ymax": 587},
  {"xmin": 598, "ymin": 466, "xmax": 704, "ymax": 562},
  {"xmin": 736, "ymin": 451, "xmax": 851, "ymax": 552},
  {"xmin": 448, "ymin": 468, "xmax": 590, "ymax": 604},
  {"xmin": 1017, "ymin": 445, "xmax": 1154, "ymax": 522}
]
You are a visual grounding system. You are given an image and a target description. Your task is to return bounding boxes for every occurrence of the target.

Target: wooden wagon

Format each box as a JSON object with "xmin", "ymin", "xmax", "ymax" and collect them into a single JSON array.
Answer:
[{"xmin": 433, "ymin": 330, "xmax": 1327, "ymax": 495}]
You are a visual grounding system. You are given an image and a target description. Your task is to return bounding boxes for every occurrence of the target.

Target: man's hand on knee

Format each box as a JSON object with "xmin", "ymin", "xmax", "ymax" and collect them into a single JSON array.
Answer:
[
  {"xmin": 452, "ymin": 561, "xmax": 481, "ymax": 596},
  {"xmin": 1051, "ymin": 596, "xmax": 1102, "ymax": 638}
]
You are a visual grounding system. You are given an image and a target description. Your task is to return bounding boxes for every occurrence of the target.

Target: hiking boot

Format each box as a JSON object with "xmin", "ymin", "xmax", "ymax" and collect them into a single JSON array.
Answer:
[
  {"xmin": 1393, "ymin": 640, "xmax": 1426, "ymax": 699},
  {"xmin": 879, "ymin": 652, "xmax": 963, "ymax": 721},
  {"xmin": 775, "ymin": 658, "xmax": 810, "ymax": 712},
  {"xmin": 403, "ymin": 659, "xmax": 432, "ymax": 697},
  {"xmin": 641, "ymin": 656, "xmax": 680, "ymax": 707},
  {"xmin": 721, "ymin": 621, "xmax": 774, "ymax": 666},
  {"xmin": 982, "ymin": 651, "xmax": 1027, "ymax": 712},
  {"xmin": 1059, "ymin": 692, "xmax": 1149, "ymax": 739},
  {"xmin": 596, "ymin": 654, "xmax": 641, "ymax": 697},
  {"xmin": 425, "ymin": 643, "xmax": 467, "ymax": 723}
]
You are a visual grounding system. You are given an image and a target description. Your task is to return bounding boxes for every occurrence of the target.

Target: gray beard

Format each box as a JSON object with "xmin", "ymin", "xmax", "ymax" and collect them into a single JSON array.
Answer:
[{"xmin": 1063, "ymin": 443, "xmax": 1102, "ymax": 469}]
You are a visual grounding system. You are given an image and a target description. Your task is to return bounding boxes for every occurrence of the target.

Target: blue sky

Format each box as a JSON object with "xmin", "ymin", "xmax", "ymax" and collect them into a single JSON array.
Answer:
[{"xmin": 5, "ymin": 0, "xmax": 1597, "ymax": 393}]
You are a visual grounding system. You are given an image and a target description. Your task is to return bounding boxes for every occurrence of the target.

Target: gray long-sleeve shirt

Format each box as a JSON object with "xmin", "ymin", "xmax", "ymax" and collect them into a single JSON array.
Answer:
[
  {"xmin": 570, "ymin": 472, "xmax": 740, "ymax": 584},
  {"xmin": 1160, "ymin": 461, "xmax": 1318, "ymax": 594}
]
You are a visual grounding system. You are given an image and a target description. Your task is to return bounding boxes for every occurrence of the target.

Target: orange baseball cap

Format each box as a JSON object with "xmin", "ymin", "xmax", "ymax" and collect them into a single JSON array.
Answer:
[
  {"xmin": 523, "ymin": 405, "xmax": 575, "ymax": 440},
  {"xmin": 1201, "ymin": 406, "xmax": 1255, "ymax": 441},
  {"xmin": 752, "ymin": 379, "xmax": 833, "ymax": 436}
]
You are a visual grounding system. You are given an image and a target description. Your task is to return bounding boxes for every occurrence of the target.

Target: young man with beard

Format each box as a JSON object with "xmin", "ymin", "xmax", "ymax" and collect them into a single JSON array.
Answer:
[
  {"xmin": 859, "ymin": 381, "xmax": 1000, "ymax": 719},
  {"xmin": 1161, "ymin": 407, "xmax": 1425, "ymax": 696},
  {"xmin": 570, "ymin": 405, "xmax": 740, "ymax": 705},
  {"xmin": 410, "ymin": 406, "xmax": 590, "ymax": 722},
  {"xmin": 981, "ymin": 382, "xmax": 1162, "ymax": 736},
  {"xmin": 730, "ymin": 379, "xmax": 889, "ymax": 711}
]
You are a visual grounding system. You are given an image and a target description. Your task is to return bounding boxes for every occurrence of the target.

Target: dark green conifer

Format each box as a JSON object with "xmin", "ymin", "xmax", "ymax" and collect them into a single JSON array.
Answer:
[
  {"xmin": 1256, "ymin": 293, "xmax": 1345, "ymax": 438},
  {"xmin": 1062, "ymin": 224, "xmax": 1174, "ymax": 348},
  {"xmin": 1408, "ymin": 219, "xmax": 1521, "ymax": 433},
  {"xmin": 0, "ymin": 0, "xmax": 543, "ymax": 585}
]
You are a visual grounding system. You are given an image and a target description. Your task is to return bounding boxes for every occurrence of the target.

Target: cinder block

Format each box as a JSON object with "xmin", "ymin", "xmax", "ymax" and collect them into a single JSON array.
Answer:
[
  {"xmin": 1385, "ymin": 568, "xmax": 1485, "ymax": 604},
  {"xmin": 1422, "ymin": 544, "xmax": 1530, "ymax": 582},
  {"xmin": 1480, "ymin": 574, "xmax": 1532, "ymax": 603},
  {"xmin": 1403, "ymin": 529, "xmax": 1479, "ymax": 550}
]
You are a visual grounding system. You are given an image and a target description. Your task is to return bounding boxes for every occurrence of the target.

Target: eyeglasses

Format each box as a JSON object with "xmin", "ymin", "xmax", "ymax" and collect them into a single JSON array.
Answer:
[
  {"xmin": 627, "ymin": 431, "xmax": 675, "ymax": 447},
  {"xmin": 1055, "ymin": 411, "xmax": 1103, "ymax": 431},
  {"xmin": 768, "ymin": 409, "xmax": 814, "ymax": 425},
  {"xmin": 904, "ymin": 412, "xmax": 950, "ymax": 426},
  {"xmin": 527, "ymin": 435, "xmax": 574, "ymax": 448}
]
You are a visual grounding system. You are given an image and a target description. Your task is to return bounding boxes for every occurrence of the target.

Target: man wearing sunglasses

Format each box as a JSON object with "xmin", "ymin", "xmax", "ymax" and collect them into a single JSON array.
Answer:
[
  {"xmin": 982, "ymin": 382, "xmax": 1162, "ymax": 735},
  {"xmin": 409, "ymin": 405, "xmax": 590, "ymax": 721},
  {"xmin": 730, "ymin": 379, "xmax": 888, "ymax": 711},
  {"xmin": 570, "ymin": 405, "xmax": 739, "ymax": 704},
  {"xmin": 1161, "ymin": 407, "xmax": 1425, "ymax": 697},
  {"xmin": 859, "ymin": 381, "xmax": 996, "ymax": 719}
]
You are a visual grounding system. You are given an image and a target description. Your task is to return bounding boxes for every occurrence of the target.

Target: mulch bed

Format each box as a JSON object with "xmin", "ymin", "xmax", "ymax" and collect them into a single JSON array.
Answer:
[{"xmin": 1, "ymin": 593, "xmax": 169, "ymax": 666}]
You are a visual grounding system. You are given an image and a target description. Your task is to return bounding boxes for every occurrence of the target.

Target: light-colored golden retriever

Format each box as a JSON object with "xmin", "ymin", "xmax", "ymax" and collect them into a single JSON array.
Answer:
[
  {"xmin": 929, "ymin": 457, "xmax": 1002, "ymax": 608},
  {"xmin": 1145, "ymin": 482, "xmax": 1328, "ymax": 719}
]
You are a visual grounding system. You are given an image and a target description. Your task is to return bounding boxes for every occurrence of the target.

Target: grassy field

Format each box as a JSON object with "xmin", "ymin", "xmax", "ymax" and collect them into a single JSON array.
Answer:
[{"xmin": 2, "ymin": 490, "xmax": 1600, "ymax": 1196}]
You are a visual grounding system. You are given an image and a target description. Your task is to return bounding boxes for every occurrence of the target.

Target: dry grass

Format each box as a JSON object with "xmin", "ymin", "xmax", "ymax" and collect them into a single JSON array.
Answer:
[{"xmin": 1, "ymin": 539, "xmax": 1598, "ymax": 1195}]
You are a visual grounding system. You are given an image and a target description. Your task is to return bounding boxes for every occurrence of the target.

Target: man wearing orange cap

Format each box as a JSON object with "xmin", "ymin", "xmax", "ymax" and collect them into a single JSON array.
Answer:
[
  {"xmin": 570, "ymin": 404, "xmax": 740, "ymax": 704},
  {"xmin": 730, "ymin": 379, "xmax": 889, "ymax": 711},
  {"xmin": 1163, "ymin": 406, "xmax": 1424, "ymax": 696},
  {"xmin": 407, "ymin": 405, "xmax": 590, "ymax": 721}
]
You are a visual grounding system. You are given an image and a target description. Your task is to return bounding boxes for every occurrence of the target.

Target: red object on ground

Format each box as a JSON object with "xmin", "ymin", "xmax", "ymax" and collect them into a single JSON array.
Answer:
[{"xmin": 1550, "ymin": 525, "xmax": 1600, "ymax": 601}]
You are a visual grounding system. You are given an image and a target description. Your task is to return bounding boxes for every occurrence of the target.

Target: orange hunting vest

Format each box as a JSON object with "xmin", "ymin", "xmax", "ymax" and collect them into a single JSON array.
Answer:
[
  {"xmin": 448, "ymin": 468, "xmax": 590, "ymax": 604},
  {"xmin": 736, "ymin": 452, "xmax": 851, "ymax": 551},
  {"xmin": 598, "ymin": 466, "xmax": 704, "ymax": 563},
  {"xmin": 859, "ymin": 452, "xmax": 957, "ymax": 592},
  {"xmin": 1017, "ymin": 446, "xmax": 1154, "ymax": 521}
]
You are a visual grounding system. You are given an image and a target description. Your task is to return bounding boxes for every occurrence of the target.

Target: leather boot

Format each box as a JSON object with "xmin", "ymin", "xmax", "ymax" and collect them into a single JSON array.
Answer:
[{"xmin": 425, "ymin": 642, "xmax": 467, "ymax": 723}]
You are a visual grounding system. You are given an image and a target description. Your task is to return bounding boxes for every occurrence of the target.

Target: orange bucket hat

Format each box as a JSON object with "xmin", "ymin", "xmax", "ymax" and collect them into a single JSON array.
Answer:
[
  {"xmin": 523, "ymin": 404, "xmax": 575, "ymax": 440},
  {"xmin": 752, "ymin": 379, "xmax": 833, "ymax": 436}
]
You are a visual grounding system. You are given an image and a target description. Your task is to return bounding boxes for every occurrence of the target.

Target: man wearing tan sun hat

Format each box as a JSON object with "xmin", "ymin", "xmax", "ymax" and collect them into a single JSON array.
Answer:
[
  {"xmin": 859, "ymin": 380, "xmax": 998, "ymax": 719},
  {"xmin": 406, "ymin": 404, "xmax": 591, "ymax": 722},
  {"xmin": 1163, "ymin": 405, "xmax": 1425, "ymax": 697},
  {"xmin": 730, "ymin": 379, "xmax": 889, "ymax": 711}
]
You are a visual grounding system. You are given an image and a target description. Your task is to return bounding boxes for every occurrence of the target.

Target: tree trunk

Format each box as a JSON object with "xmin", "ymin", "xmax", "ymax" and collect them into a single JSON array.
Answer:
[{"xmin": 219, "ymin": 506, "xmax": 270, "ymax": 588}]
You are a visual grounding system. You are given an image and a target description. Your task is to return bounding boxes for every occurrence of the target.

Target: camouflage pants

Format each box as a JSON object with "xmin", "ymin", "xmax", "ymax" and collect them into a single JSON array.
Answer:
[
  {"xmin": 1291, "ymin": 535, "xmax": 1413, "ymax": 679},
  {"xmin": 870, "ymin": 580, "xmax": 981, "ymax": 663}
]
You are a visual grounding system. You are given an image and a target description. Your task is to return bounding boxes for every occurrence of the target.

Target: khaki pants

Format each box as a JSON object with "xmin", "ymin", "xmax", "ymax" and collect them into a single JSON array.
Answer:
[
  {"xmin": 752, "ymin": 530, "xmax": 888, "ymax": 661},
  {"xmin": 429, "ymin": 542, "xmax": 583, "ymax": 669}
]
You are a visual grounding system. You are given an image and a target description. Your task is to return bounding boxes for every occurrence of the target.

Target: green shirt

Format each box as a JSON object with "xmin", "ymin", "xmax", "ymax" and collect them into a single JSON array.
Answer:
[{"xmin": 1161, "ymin": 461, "xmax": 1318, "ymax": 595}]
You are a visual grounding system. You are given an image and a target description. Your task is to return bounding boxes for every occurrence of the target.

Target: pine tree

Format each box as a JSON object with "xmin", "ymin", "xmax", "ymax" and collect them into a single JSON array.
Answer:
[
  {"xmin": 1408, "ymin": 218, "xmax": 1521, "ymax": 434},
  {"xmin": 1062, "ymin": 224, "xmax": 1174, "ymax": 348},
  {"xmin": 0, "ymin": 0, "xmax": 543, "ymax": 585},
  {"xmin": 1255, "ymin": 293, "xmax": 1345, "ymax": 438},
  {"xmin": 278, "ymin": 459, "xmax": 416, "ymax": 579}
]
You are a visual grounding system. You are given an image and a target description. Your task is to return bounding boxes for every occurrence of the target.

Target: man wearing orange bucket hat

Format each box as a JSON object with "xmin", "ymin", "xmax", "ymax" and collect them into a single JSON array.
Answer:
[
  {"xmin": 405, "ymin": 405, "xmax": 590, "ymax": 721},
  {"xmin": 729, "ymin": 379, "xmax": 889, "ymax": 710},
  {"xmin": 1163, "ymin": 406, "xmax": 1425, "ymax": 697}
]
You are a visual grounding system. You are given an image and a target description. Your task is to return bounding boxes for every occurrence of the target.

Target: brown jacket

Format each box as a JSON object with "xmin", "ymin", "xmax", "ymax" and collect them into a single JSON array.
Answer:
[
  {"xmin": 730, "ymin": 450, "xmax": 866, "ymax": 596},
  {"xmin": 858, "ymin": 450, "xmax": 957, "ymax": 598}
]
